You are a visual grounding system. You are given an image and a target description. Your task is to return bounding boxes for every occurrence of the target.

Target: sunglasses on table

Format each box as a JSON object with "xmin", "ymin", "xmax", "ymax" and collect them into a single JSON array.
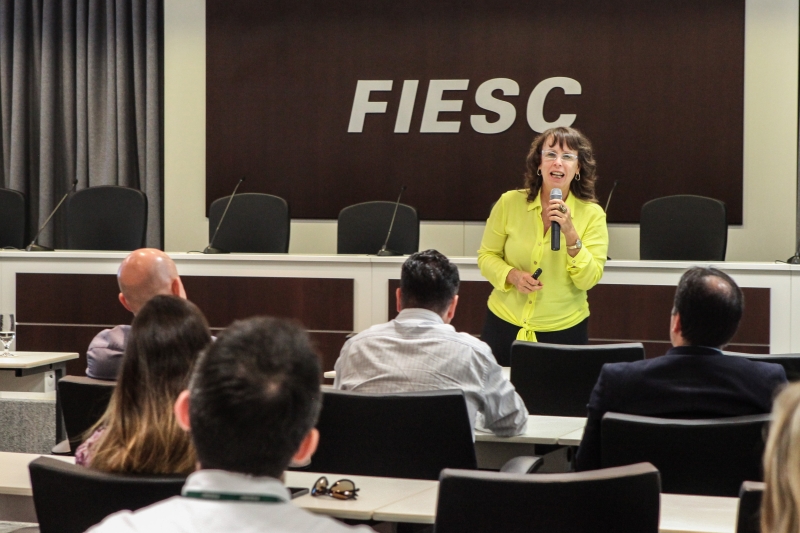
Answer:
[{"xmin": 311, "ymin": 476, "xmax": 359, "ymax": 500}]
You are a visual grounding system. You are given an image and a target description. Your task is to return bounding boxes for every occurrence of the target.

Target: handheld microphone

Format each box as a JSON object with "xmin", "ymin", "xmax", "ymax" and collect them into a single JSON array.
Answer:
[
  {"xmin": 550, "ymin": 188, "xmax": 562, "ymax": 251},
  {"xmin": 26, "ymin": 179, "xmax": 78, "ymax": 251},
  {"xmin": 376, "ymin": 185, "xmax": 408, "ymax": 256},
  {"xmin": 203, "ymin": 177, "xmax": 245, "ymax": 254}
]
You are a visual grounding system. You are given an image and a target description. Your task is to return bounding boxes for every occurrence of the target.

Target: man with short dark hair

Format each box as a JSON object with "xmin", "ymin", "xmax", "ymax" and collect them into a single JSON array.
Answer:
[
  {"xmin": 88, "ymin": 317, "xmax": 369, "ymax": 533},
  {"xmin": 574, "ymin": 267, "xmax": 787, "ymax": 471},
  {"xmin": 335, "ymin": 249, "xmax": 528, "ymax": 437}
]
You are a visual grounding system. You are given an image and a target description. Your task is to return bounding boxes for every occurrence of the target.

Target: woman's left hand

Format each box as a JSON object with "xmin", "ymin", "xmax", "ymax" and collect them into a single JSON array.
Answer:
[{"xmin": 548, "ymin": 199, "xmax": 576, "ymax": 237}]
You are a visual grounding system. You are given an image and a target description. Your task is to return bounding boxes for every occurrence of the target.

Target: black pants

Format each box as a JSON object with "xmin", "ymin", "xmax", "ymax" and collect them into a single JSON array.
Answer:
[{"xmin": 480, "ymin": 309, "xmax": 589, "ymax": 366}]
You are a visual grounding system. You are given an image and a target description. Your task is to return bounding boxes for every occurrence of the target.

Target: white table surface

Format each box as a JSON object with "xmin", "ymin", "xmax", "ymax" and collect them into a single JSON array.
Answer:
[
  {"xmin": 557, "ymin": 427, "xmax": 585, "ymax": 446},
  {"xmin": 0, "ymin": 352, "xmax": 78, "ymax": 369},
  {"xmin": 372, "ymin": 487, "xmax": 739, "ymax": 532},
  {"xmin": 0, "ymin": 451, "xmax": 74, "ymax": 496},
  {"xmin": 284, "ymin": 471, "xmax": 436, "ymax": 521},
  {"xmin": 475, "ymin": 415, "xmax": 586, "ymax": 444}
]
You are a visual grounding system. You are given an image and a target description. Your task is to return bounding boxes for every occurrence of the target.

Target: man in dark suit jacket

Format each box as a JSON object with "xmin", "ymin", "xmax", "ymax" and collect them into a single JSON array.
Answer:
[{"xmin": 574, "ymin": 266, "xmax": 787, "ymax": 471}]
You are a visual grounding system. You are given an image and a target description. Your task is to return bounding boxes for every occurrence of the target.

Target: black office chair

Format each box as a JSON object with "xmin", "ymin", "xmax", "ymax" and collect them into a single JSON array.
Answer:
[
  {"xmin": 208, "ymin": 193, "xmax": 290, "ymax": 253},
  {"xmin": 510, "ymin": 342, "xmax": 645, "ymax": 416},
  {"xmin": 0, "ymin": 188, "xmax": 26, "ymax": 248},
  {"xmin": 337, "ymin": 201, "xmax": 419, "ymax": 255},
  {"xmin": 739, "ymin": 353, "xmax": 800, "ymax": 382},
  {"xmin": 736, "ymin": 481, "xmax": 764, "ymax": 533},
  {"xmin": 65, "ymin": 186, "xmax": 147, "ymax": 250},
  {"xmin": 308, "ymin": 390, "xmax": 540, "ymax": 480},
  {"xmin": 601, "ymin": 412, "xmax": 770, "ymax": 496},
  {"xmin": 57, "ymin": 376, "xmax": 116, "ymax": 454},
  {"xmin": 29, "ymin": 456, "xmax": 185, "ymax": 533},
  {"xmin": 640, "ymin": 195, "xmax": 727, "ymax": 260},
  {"xmin": 435, "ymin": 462, "xmax": 661, "ymax": 533}
]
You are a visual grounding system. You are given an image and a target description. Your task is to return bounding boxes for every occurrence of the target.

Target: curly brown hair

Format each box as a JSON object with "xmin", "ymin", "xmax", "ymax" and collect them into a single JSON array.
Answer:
[{"xmin": 523, "ymin": 126, "xmax": 599, "ymax": 203}]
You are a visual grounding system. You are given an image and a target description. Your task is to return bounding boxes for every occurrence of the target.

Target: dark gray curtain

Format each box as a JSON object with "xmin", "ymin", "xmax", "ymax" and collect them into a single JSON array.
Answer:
[{"xmin": 0, "ymin": 0, "xmax": 161, "ymax": 248}]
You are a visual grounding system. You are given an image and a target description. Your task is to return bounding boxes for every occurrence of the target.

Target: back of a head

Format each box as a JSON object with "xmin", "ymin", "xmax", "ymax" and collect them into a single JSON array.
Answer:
[
  {"xmin": 762, "ymin": 382, "xmax": 800, "ymax": 533},
  {"xmin": 117, "ymin": 248, "xmax": 181, "ymax": 312},
  {"xmin": 400, "ymin": 249, "xmax": 460, "ymax": 314},
  {"xmin": 91, "ymin": 295, "xmax": 211, "ymax": 474},
  {"xmin": 189, "ymin": 316, "xmax": 322, "ymax": 479},
  {"xmin": 673, "ymin": 266, "xmax": 743, "ymax": 348}
]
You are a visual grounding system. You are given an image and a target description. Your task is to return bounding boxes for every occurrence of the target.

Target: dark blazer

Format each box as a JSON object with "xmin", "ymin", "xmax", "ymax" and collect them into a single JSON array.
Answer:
[{"xmin": 574, "ymin": 346, "xmax": 787, "ymax": 471}]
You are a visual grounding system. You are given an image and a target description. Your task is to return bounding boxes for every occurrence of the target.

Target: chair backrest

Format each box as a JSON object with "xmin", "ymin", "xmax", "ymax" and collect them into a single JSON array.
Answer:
[
  {"xmin": 29, "ymin": 456, "xmax": 185, "ymax": 533},
  {"xmin": 435, "ymin": 463, "xmax": 661, "ymax": 533},
  {"xmin": 66, "ymin": 186, "xmax": 147, "ymax": 251},
  {"xmin": 640, "ymin": 195, "xmax": 727, "ymax": 260},
  {"xmin": 208, "ymin": 193, "xmax": 290, "ymax": 253},
  {"xmin": 736, "ymin": 481, "xmax": 764, "ymax": 533},
  {"xmin": 337, "ymin": 201, "xmax": 419, "ymax": 254},
  {"xmin": 57, "ymin": 376, "xmax": 116, "ymax": 452},
  {"xmin": 308, "ymin": 389, "xmax": 477, "ymax": 479},
  {"xmin": 510, "ymin": 342, "xmax": 645, "ymax": 416},
  {"xmin": 739, "ymin": 353, "xmax": 800, "ymax": 382},
  {"xmin": 601, "ymin": 412, "xmax": 770, "ymax": 496},
  {"xmin": 0, "ymin": 188, "xmax": 26, "ymax": 248}
]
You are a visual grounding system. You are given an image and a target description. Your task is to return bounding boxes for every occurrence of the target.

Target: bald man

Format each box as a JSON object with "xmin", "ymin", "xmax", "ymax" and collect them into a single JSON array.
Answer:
[{"xmin": 86, "ymin": 249, "xmax": 187, "ymax": 380}]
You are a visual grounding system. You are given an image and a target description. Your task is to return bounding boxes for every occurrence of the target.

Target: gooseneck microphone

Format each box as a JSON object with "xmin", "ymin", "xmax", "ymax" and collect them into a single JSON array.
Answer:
[
  {"xmin": 26, "ymin": 179, "xmax": 78, "ymax": 252},
  {"xmin": 203, "ymin": 177, "xmax": 245, "ymax": 254},
  {"xmin": 550, "ymin": 188, "xmax": 562, "ymax": 251},
  {"xmin": 376, "ymin": 185, "xmax": 408, "ymax": 256},
  {"xmin": 604, "ymin": 180, "xmax": 620, "ymax": 214}
]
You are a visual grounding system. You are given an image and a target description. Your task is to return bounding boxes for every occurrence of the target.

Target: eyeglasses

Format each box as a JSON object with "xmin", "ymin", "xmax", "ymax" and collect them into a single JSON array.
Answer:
[
  {"xmin": 311, "ymin": 476, "xmax": 359, "ymax": 500},
  {"xmin": 542, "ymin": 150, "xmax": 579, "ymax": 163}
]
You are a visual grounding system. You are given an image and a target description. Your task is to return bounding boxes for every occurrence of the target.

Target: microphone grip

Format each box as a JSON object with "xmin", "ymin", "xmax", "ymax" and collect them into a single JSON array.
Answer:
[{"xmin": 551, "ymin": 222, "xmax": 561, "ymax": 251}]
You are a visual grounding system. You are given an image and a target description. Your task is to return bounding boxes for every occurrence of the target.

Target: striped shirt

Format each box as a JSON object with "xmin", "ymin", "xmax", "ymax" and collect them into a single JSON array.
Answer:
[{"xmin": 334, "ymin": 308, "xmax": 528, "ymax": 437}]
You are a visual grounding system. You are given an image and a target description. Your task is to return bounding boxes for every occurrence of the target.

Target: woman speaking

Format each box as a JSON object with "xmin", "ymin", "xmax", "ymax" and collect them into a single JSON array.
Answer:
[{"xmin": 478, "ymin": 127, "xmax": 608, "ymax": 366}]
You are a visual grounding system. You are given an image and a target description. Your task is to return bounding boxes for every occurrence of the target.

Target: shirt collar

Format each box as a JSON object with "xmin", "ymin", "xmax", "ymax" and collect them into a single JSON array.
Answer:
[
  {"xmin": 395, "ymin": 307, "xmax": 445, "ymax": 324},
  {"xmin": 182, "ymin": 470, "xmax": 291, "ymax": 502},
  {"xmin": 527, "ymin": 188, "xmax": 575, "ymax": 212},
  {"xmin": 665, "ymin": 345, "xmax": 724, "ymax": 357}
]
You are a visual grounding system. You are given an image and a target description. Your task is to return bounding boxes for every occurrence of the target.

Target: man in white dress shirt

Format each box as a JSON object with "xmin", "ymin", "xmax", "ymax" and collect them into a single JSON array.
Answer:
[
  {"xmin": 88, "ymin": 317, "xmax": 369, "ymax": 533},
  {"xmin": 334, "ymin": 249, "xmax": 529, "ymax": 437}
]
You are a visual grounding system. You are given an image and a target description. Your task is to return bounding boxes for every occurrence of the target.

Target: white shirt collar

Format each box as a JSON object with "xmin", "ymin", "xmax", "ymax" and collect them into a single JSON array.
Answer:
[
  {"xmin": 395, "ymin": 307, "xmax": 445, "ymax": 324},
  {"xmin": 182, "ymin": 470, "xmax": 291, "ymax": 502}
]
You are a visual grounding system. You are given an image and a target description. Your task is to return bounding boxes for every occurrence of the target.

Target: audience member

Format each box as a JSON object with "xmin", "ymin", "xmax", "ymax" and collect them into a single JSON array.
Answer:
[
  {"xmin": 88, "ymin": 316, "xmax": 370, "ymax": 532},
  {"xmin": 761, "ymin": 382, "xmax": 799, "ymax": 533},
  {"xmin": 334, "ymin": 249, "xmax": 528, "ymax": 436},
  {"xmin": 76, "ymin": 295, "xmax": 211, "ymax": 473},
  {"xmin": 575, "ymin": 266, "xmax": 787, "ymax": 471},
  {"xmin": 87, "ymin": 248, "xmax": 187, "ymax": 380}
]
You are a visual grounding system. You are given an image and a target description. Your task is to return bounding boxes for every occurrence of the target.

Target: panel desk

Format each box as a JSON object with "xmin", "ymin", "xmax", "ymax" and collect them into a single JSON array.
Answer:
[
  {"xmin": 0, "ymin": 252, "xmax": 795, "ymax": 378},
  {"xmin": 0, "ymin": 452, "xmax": 739, "ymax": 532}
]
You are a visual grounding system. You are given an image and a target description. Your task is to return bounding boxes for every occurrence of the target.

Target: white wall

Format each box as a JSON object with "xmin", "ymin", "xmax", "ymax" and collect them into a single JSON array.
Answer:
[{"xmin": 164, "ymin": 0, "xmax": 798, "ymax": 260}]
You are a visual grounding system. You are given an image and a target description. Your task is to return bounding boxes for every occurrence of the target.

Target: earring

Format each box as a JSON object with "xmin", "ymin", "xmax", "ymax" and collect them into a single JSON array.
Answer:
[
  {"xmin": 537, "ymin": 169, "xmax": 542, "ymax": 176},
  {"xmin": 575, "ymin": 172, "xmax": 581, "ymax": 181}
]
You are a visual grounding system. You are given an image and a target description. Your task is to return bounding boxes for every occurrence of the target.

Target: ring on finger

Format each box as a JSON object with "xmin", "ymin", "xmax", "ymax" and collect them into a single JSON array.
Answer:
[{"xmin": 558, "ymin": 205, "xmax": 567, "ymax": 214}]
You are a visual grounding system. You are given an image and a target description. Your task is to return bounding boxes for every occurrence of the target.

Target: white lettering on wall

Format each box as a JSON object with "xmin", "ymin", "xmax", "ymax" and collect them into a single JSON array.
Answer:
[
  {"xmin": 470, "ymin": 78, "xmax": 520, "ymax": 135},
  {"xmin": 347, "ymin": 80, "xmax": 393, "ymax": 133},
  {"xmin": 347, "ymin": 77, "xmax": 581, "ymax": 133},
  {"xmin": 420, "ymin": 80, "xmax": 470, "ymax": 133},
  {"xmin": 526, "ymin": 77, "xmax": 582, "ymax": 132}
]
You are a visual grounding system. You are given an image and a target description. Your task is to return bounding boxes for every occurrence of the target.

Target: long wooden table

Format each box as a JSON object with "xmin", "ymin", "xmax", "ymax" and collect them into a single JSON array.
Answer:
[
  {"xmin": 0, "ymin": 252, "xmax": 794, "ymax": 378},
  {"xmin": 0, "ymin": 452, "xmax": 739, "ymax": 532}
]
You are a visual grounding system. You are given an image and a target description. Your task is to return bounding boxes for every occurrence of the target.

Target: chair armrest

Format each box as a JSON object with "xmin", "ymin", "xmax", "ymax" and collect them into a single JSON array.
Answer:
[
  {"xmin": 499, "ymin": 455, "xmax": 543, "ymax": 474},
  {"xmin": 51, "ymin": 439, "xmax": 72, "ymax": 456}
]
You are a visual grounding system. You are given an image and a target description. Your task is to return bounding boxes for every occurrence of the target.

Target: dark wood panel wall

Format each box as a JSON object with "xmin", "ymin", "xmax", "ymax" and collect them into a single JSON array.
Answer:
[
  {"xmin": 388, "ymin": 280, "xmax": 770, "ymax": 356},
  {"xmin": 16, "ymin": 274, "xmax": 354, "ymax": 376},
  {"xmin": 207, "ymin": 0, "xmax": 745, "ymax": 224}
]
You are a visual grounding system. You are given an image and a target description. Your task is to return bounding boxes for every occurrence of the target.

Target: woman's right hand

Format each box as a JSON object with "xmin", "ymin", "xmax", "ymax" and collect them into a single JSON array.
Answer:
[{"xmin": 506, "ymin": 268, "xmax": 543, "ymax": 294}]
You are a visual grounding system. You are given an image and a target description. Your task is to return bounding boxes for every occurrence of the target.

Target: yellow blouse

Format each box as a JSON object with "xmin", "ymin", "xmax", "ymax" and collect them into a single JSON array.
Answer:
[{"xmin": 477, "ymin": 189, "xmax": 608, "ymax": 342}]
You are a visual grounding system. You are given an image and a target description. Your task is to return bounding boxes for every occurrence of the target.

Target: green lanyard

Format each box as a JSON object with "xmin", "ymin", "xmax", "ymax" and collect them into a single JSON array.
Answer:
[{"xmin": 183, "ymin": 491, "xmax": 287, "ymax": 503}]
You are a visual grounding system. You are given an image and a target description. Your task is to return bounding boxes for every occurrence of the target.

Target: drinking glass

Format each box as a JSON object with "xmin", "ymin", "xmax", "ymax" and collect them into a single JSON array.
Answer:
[{"xmin": 0, "ymin": 314, "xmax": 16, "ymax": 357}]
